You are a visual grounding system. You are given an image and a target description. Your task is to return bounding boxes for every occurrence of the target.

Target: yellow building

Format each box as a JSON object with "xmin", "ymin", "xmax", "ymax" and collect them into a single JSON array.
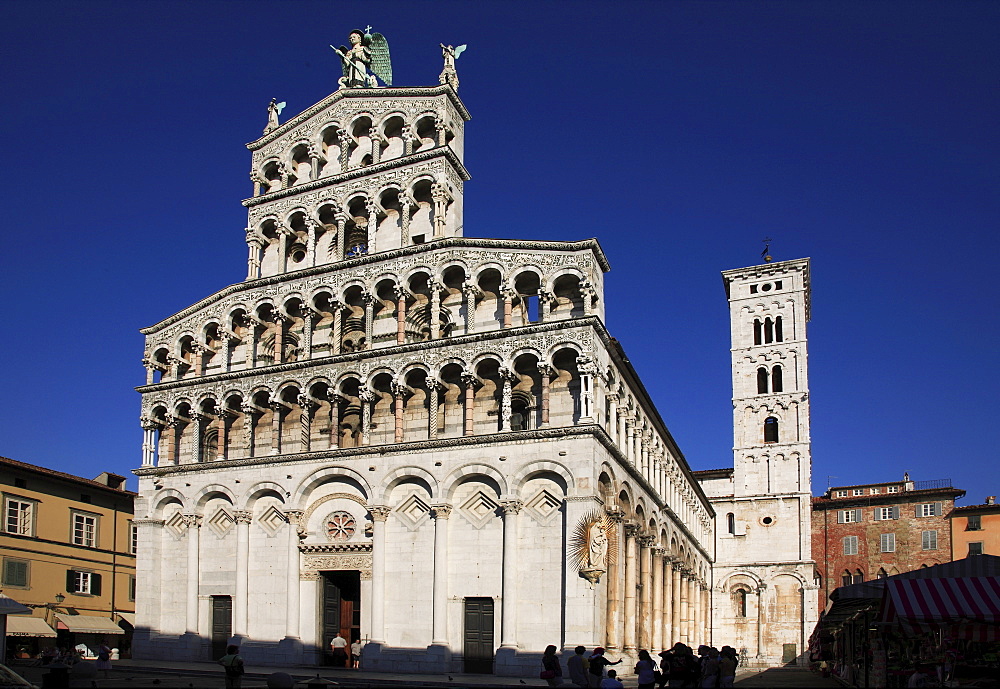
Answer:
[
  {"xmin": 1, "ymin": 456, "xmax": 136, "ymax": 658},
  {"xmin": 950, "ymin": 496, "xmax": 1000, "ymax": 559}
]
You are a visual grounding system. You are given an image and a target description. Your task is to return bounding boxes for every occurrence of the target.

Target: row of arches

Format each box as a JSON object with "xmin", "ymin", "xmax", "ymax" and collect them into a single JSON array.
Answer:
[
  {"xmin": 141, "ymin": 347, "xmax": 584, "ymax": 467},
  {"xmin": 253, "ymin": 110, "xmax": 457, "ymax": 196},
  {"xmin": 144, "ymin": 264, "xmax": 596, "ymax": 384}
]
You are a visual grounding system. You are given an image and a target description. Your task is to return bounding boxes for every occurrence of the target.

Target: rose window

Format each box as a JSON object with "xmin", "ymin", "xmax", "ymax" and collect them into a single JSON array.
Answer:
[{"xmin": 326, "ymin": 511, "xmax": 356, "ymax": 541}]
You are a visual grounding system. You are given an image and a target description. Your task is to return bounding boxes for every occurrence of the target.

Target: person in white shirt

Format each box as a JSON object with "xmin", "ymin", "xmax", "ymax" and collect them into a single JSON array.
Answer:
[{"xmin": 329, "ymin": 633, "xmax": 348, "ymax": 667}]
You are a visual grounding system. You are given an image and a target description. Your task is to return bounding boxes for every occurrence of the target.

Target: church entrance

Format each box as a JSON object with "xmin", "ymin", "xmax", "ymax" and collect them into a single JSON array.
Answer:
[
  {"xmin": 462, "ymin": 597, "xmax": 494, "ymax": 674},
  {"xmin": 320, "ymin": 570, "xmax": 360, "ymax": 666},
  {"xmin": 210, "ymin": 595, "xmax": 232, "ymax": 660}
]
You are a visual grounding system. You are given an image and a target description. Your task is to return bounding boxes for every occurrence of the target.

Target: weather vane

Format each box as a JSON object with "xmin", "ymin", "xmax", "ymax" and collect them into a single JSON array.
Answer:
[{"xmin": 761, "ymin": 237, "xmax": 773, "ymax": 263}]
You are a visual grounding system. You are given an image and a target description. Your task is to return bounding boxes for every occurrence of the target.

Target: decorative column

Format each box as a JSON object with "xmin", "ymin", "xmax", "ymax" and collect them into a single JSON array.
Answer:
[
  {"xmin": 633, "ymin": 420, "xmax": 643, "ymax": 471},
  {"xmin": 216, "ymin": 410, "xmax": 229, "ymax": 461},
  {"xmin": 269, "ymin": 401, "xmax": 284, "ymax": 455},
  {"xmin": 191, "ymin": 343, "xmax": 206, "ymax": 377},
  {"xmin": 241, "ymin": 403, "xmax": 256, "ymax": 458},
  {"xmin": 308, "ymin": 143, "xmax": 323, "ymax": 181},
  {"xmin": 369, "ymin": 127, "xmax": 383, "ymax": 164},
  {"xmin": 219, "ymin": 332, "xmax": 234, "ymax": 373},
  {"xmin": 538, "ymin": 363, "xmax": 553, "ymax": 427},
  {"xmin": 359, "ymin": 389, "xmax": 375, "ymax": 445},
  {"xmin": 401, "ymin": 124, "xmax": 414, "ymax": 156},
  {"xmin": 297, "ymin": 394, "xmax": 314, "ymax": 452},
  {"xmin": 140, "ymin": 417, "xmax": 159, "ymax": 467},
  {"xmin": 691, "ymin": 579, "xmax": 702, "ymax": 646},
  {"xmin": 283, "ymin": 510, "xmax": 304, "ymax": 640},
  {"xmin": 499, "ymin": 368, "xmax": 516, "ymax": 431},
  {"xmin": 606, "ymin": 393, "xmax": 619, "ymax": 442},
  {"xmin": 272, "ymin": 312, "xmax": 287, "ymax": 364},
  {"xmin": 183, "ymin": 513, "xmax": 202, "ymax": 636},
  {"xmin": 190, "ymin": 413, "xmax": 204, "ymax": 464},
  {"xmin": 427, "ymin": 379, "xmax": 441, "ymax": 440},
  {"xmin": 624, "ymin": 415, "xmax": 635, "ymax": 465},
  {"xmin": 537, "ymin": 291, "xmax": 553, "ymax": 323},
  {"xmin": 328, "ymin": 394, "xmax": 345, "ymax": 449},
  {"xmin": 640, "ymin": 434, "xmax": 650, "ymax": 483},
  {"xmin": 617, "ymin": 407, "xmax": 629, "ymax": 451},
  {"xmin": 662, "ymin": 555, "xmax": 674, "ymax": 648},
  {"xmin": 246, "ymin": 320, "xmax": 259, "ymax": 369},
  {"xmin": 245, "ymin": 228, "xmax": 263, "ymax": 280},
  {"xmin": 651, "ymin": 547, "xmax": 664, "ymax": 653},
  {"xmin": 755, "ymin": 583, "xmax": 766, "ymax": 657},
  {"xmin": 434, "ymin": 116, "xmax": 447, "ymax": 147},
  {"xmin": 428, "ymin": 278, "xmax": 442, "ymax": 339},
  {"xmin": 330, "ymin": 301, "xmax": 345, "ymax": 355},
  {"xmin": 391, "ymin": 382, "xmax": 407, "ymax": 443},
  {"xmin": 363, "ymin": 293, "xmax": 376, "ymax": 349},
  {"xmin": 461, "ymin": 373, "xmax": 478, "ymax": 436},
  {"xmin": 368, "ymin": 505, "xmax": 391, "ymax": 644},
  {"xmin": 623, "ymin": 522, "xmax": 639, "ymax": 654},
  {"xmin": 501, "ymin": 286, "xmax": 515, "ymax": 328},
  {"xmin": 577, "ymin": 356, "xmax": 596, "ymax": 422},
  {"xmin": 301, "ymin": 306, "xmax": 317, "ymax": 359},
  {"xmin": 233, "ymin": 510, "xmax": 252, "ymax": 638},
  {"xmin": 394, "ymin": 286, "xmax": 409, "ymax": 345},
  {"xmin": 305, "ymin": 218, "xmax": 318, "ymax": 267},
  {"xmin": 430, "ymin": 504, "xmax": 453, "ymax": 645},
  {"xmin": 638, "ymin": 535, "xmax": 654, "ymax": 650},
  {"xmin": 250, "ymin": 171, "xmax": 264, "ymax": 198},
  {"xmin": 276, "ymin": 223, "xmax": 292, "ymax": 273},
  {"xmin": 333, "ymin": 210, "xmax": 348, "ymax": 262},
  {"xmin": 430, "ymin": 182, "xmax": 448, "ymax": 237},
  {"xmin": 337, "ymin": 129, "xmax": 351, "ymax": 172},
  {"xmin": 366, "ymin": 199, "xmax": 379, "ymax": 254},
  {"xmin": 604, "ymin": 509, "xmax": 624, "ymax": 653},
  {"xmin": 462, "ymin": 283, "xmax": 480, "ymax": 334},
  {"xmin": 499, "ymin": 500, "xmax": 523, "ymax": 649},
  {"xmin": 671, "ymin": 563, "xmax": 683, "ymax": 646},
  {"xmin": 398, "ymin": 192, "xmax": 412, "ymax": 247}
]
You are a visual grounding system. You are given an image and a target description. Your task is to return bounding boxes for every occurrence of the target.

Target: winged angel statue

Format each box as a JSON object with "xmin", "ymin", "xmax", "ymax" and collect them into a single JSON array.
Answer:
[{"xmin": 332, "ymin": 29, "xmax": 392, "ymax": 89}]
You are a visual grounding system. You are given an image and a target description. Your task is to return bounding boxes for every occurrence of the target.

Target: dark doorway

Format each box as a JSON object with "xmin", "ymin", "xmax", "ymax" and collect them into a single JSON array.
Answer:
[
  {"xmin": 321, "ymin": 570, "xmax": 361, "ymax": 666},
  {"xmin": 463, "ymin": 597, "xmax": 494, "ymax": 674},
  {"xmin": 211, "ymin": 595, "xmax": 232, "ymax": 660}
]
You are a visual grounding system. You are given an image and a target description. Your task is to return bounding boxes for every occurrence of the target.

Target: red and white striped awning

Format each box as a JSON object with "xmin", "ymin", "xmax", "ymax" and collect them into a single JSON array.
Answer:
[{"xmin": 879, "ymin": 576, "xmax": 1000, "ymax": 641}]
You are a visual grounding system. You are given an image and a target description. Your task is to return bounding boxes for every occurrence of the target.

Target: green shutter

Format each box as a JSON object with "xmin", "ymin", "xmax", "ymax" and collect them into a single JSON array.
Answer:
[{"xmin": 91, "ymin": 572, "xmax": 102, "ymax": 596}]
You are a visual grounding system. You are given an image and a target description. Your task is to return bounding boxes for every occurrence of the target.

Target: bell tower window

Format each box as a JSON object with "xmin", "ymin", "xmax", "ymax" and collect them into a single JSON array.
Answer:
[
  {"xmin": 763, "ymin": 417, "xmax": 779, "ymax": 443},
  {"xmin": 753, "ymin": 319, "xmax": 762, "ymax": 345},
  {"xmin": 756, "ymin": 368, "xmax": 768, "ymax": 394},
  {"xmin": 771, "ymin": 365, "xmax": 783, "ymax": 392}
]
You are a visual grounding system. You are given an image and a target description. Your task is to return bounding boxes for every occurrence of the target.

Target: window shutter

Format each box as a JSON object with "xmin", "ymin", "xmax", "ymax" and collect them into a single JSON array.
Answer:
[
  {"xmin": 854, "ymin": 509, "xmax": 862, "ymax": 523},
  {"xmin": 892, "ymin": 506, "xmax": 900, "ymax": 519},
  {"xmin": 837, "ymin": 510, "xmax": 845, "ymax": 524},
  {"xmin": 6, "ymin": 560, "xmax": 28, "ymax": 587},
  {"xmin": 91, "ymin": 572, "xmax": 102, "ymax": 596},
  {"xmin": 874, "ymin": 509, "xmax": 882, "ymax": 521},
  {"xmin": 934, "ymin": 502, "xmax": 942, "ymax": 516},
  {"xmin": 915, "ymin": 506, "xmax": 921, "ymax": 518},
  {"xmin": 67, "ymin": 569, "xmax": 76, "ymax": 592}
]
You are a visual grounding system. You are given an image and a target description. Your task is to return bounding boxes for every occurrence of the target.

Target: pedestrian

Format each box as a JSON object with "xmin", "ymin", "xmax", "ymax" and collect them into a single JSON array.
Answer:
[
  {"xmin": 218, "ymin": 644, "xmax": 245, "ymax": 689},
  {"xmin": 541, "ymin": 644, "xmax": 563, "ymax": 686},
  {"xmin": 350, "ymin": 638, "xmax": 362, "ymax": 669},
  {"xmin": 700, "ymin": 647, "xmax": 720, "ymax": 688},
  {"xmin": 718, "ymin": 647, "xmax": 737, "ymax": 687},
  {"xmin": 329, "ymin": 632, "xmax": 348, "ymax": 667},
  {"xmin": 587, "ymin": 647, "xmax": 622, "ymax": 688},
  {"xmin": 567, "ymin": 645, "xmax": 590, "ymax": 688},
  {"xmin": 95, "ymin": 639, "xmax": 113, "ymax": 679},
  {"xmin": 600, "ymin": 669, "xmax": 624, "ymax": 689},
  {"xmin": 636, "ymin": 649, "xmax": 657, "ymax": 689}
]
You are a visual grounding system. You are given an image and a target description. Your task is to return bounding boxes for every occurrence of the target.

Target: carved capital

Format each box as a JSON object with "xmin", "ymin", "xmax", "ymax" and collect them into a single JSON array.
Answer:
[
  {"xmin": 460, "ymin": 373, "xmax": 481, "ymax": 389},
  {"xmin": 283, "ymin": 510, "xmax": 304, "ymax": 525},
  {"xmin": 624, "ymin": 522, "xmax": 641, "ymax": 538},
  {"xmin": 233, "ymin": 510, "xmax": 252, "ymax": 525},
  {"xmin": 430, "ymin": 504, "xmax": 453, "ymax": 519},
  {"xmin": 500, "ymin": 499, "xmax": 523, "ymax": 516},
  {"xmin": 181, "ymin": 513, "xmax": 202, "ymax": 529},
  {"xmin": 368, "ymin": 505, "xmax": 391, "ymax": 522}
]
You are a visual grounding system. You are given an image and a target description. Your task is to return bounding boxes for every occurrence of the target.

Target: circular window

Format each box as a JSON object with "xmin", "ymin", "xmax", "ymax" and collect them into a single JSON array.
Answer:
[
  {"xmin": 326, "ymin": 511, "xmax": 356, "ymax": 541},
  {"xmin": 761, "ymin": 516, "xmax": 775, "ymax": 526},
  {"xmin": 760, "ymin": 283, "xmax": 772, "ymax": 292},
  {"xmin": 289, "ymin": 245, "xmax": 307, "ymax": 263}
]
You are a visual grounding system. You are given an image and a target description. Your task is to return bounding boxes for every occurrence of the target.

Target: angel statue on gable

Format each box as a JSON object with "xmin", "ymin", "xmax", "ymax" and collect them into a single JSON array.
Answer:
[{"xmin": 331, "ymin": 28, "xmax": 392, "ymax": 89}]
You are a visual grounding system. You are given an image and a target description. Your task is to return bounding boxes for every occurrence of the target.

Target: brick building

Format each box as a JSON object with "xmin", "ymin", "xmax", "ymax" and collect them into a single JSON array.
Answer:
[
  {"xmin": 950, "ymin": 496, "xmax": 1000, "ymax": 558},
  {"xmin": 811, "ymin": 475, "xmax": 965, "ymax": 612}
]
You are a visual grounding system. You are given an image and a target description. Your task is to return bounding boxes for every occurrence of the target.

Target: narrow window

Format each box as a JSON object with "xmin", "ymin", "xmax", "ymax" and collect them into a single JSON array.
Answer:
[
  {"xmin": 727, "ymin": 513, "xmax": 735, "ymax": 534},
  {"xmin": 771, "ymin": 365, "xmax": 783, "ymax": 392},
  {"xmin": 764, "ymin": 317, "xmax": 774, "ymax": 344},
  {"xmin": 757, "ymin": 368, "xmax": 769, "ymax": 394},
  {"xmin": 877, "ymin": 568, "xmax": 888, "ymax": 579},
  {"xmin": 842, "ymin": 570, "xmax": 852, "ymax": 586},
  {"xmin": 969, "ymin": 542, "xmax": 984, "ymax": 556},
  {"xmin": 842, "ymin": 535, "xmax": 858, "ymax": 555},
  {"xmin": 921, "ymin": 530, "xmax": 938, "ymax": 550},
  {"xmin": 880, "ymin": 533, "xmax": 896, "ymax": 553},
  {"xmin": 72, "ymin": 513, "xmax": 97, "ymax": 547},
  {"xmin": 967, "ymin": 515, "xmax": 982, "ymax": 531},
  {"xmin": 735, "ymin": 588, "xmax": 747, "ymax": 617},
  {"xmin": 763, "ymin": 417, "xmax": 779, "ymax": 443},
  {"xmin": 2, "ymin": 559, "xmax": 29, "ymax": 587},
  {"xmin": 753, "ymin": 319, "xmax": 762, "ymax": 346},
  {"xmin": 775, "ymin": 316, "xmax": 783, "ymax": 342},
  {"xmin": 853, "ymin": 569, "xmax": 864, "ymax": 584},
  {"xmin": 4, "ymin": 499, "xmax": 34, "ymax": 536}
]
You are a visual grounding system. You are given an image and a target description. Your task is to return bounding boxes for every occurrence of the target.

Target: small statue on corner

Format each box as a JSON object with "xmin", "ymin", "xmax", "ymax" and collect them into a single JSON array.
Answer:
[
  {"xmin": 439, "ymin": 43, "xmax": 467, "ymax": 91},
  {"xmin": 264, "ymin": 98, "xmax": 286, "ymax": 135},
  {"xmin": 332, "ymin": 28, "xmax": 392, "ymax": 89}
]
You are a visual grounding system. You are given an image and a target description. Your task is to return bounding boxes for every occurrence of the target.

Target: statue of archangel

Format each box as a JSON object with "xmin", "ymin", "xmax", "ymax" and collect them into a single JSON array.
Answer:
[{"xmin": 332, "ymin": 28, "xmax": 392, "ymax": 89}]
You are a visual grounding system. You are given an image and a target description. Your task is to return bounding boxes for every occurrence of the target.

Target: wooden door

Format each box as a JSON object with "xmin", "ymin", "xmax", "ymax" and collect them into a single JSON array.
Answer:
[
  {"xmin": 463, "ymin": 597, "xmax": 494, "ymax": 674},
  {"xmin": 210, "ymin": 595, "xmax": 232, "ymax": 660},
  {"xmin": 321, "ymin": 571, "xmax": 361, "ymax": 666}
]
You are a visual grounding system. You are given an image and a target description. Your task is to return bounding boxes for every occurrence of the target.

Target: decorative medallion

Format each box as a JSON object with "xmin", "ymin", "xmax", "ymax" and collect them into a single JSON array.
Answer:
[{"xmin": 325, "ymin": 511, "xmax": 357, "ymax": 541}]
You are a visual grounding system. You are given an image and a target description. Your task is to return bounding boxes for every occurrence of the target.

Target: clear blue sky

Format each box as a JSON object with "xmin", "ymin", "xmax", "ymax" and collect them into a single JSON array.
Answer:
[{"xmin": 2, "ymin": 1, "xmax": 997, "ymax": 503}]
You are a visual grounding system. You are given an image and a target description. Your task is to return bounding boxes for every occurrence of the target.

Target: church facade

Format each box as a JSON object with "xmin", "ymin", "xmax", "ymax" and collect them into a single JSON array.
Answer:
[{"xmin": 132, "ymin": 39, "xmax": 717, "ymax": 674}]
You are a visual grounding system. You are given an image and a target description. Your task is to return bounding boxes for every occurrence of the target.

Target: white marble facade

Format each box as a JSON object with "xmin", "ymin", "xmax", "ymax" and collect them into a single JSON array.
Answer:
[{"xmin": 133, "ymin": 69, "xmax": 714, "ymax": 675}]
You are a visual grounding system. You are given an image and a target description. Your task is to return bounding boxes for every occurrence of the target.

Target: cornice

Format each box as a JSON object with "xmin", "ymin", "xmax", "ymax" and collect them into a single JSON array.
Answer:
[
  {"xmin": 242, "ymin": 147, "xmax": 470, "ymax": 208},
  {"xmin": 721, "ymin": 257, "xmax": 811, "ymax": 322},
  {"xmin": 139, "ymin": 238, "xmax": 610, "ymax": 334},
  {"xmin": 248, "ymin": 84, "xmax": 471, "ymax": 151}
]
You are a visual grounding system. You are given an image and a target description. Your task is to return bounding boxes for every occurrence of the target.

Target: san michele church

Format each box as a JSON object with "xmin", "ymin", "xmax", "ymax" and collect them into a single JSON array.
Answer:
[{"xmin": 132, "ymin": 33, "xmax": 817, "ymax": 674}]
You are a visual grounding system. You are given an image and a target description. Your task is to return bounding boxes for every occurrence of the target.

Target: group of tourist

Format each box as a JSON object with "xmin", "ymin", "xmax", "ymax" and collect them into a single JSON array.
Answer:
[{"xmin": 542, "ymin": 643, "xmax": 741, "ymax": 688}]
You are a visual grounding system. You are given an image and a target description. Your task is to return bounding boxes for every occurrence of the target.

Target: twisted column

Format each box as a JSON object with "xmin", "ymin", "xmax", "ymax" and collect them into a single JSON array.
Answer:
[
  {"xmin": 190, "ymin": 413, "xmax": 204, "ymax": 464},
  {"xmin": 300, "ymin": 306, "xmax": 317, "ymax": 359},
  {"xmin": 428, "ymin": 278, "xmax": 442, "ymax": 339},
  {"xmin": 363, "ymin": 293, "xmax": 376, "ymax": 349},
  {"xmin": 330, "ymin": 301, "xmax": 345, "ymax": 355},
  {"xmin": 297, "ymin": 394, "xmax": 314, "ymax": 452},
  {"xmin": 333, "ymin": 211, "xmax": 348, "ymax": 262},
  {"xmin": 427, "ymin": 379, "xmax": 441, "ymax": 440},
  {"xmin": 359, "ymin": 389, "xmax": 375, "ymax": 445},
  {"xmin": 462, "ymin": 283, "xmax": 479, "ymax": 333},
  {"xmin": 399, "ymin": 193, "xmax": 413, "ymax": 247},
  {"xmin": 499, "ymin": 368, "xmax": 516, "ymax": 431},
  {"xmin": 241, "ymin": 403, "xmax": 256, "ymax": 458}
]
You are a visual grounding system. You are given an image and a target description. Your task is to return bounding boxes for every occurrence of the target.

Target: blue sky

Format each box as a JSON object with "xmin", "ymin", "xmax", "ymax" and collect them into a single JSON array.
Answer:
[{"xmin": 2, "ymin": 1, "xmax": 997, "ymax": 503}]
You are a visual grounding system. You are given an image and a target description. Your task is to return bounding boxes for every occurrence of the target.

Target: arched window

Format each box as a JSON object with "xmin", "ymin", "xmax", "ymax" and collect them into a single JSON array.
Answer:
[
  {"xmin": 753, "ymin": 319, "xmax": 762, "ymax": 346},
  {"xmin": 775, "ymin": 316, "xmax": 783, "ymax": 342},
  {"xmin": 727, "ymin": 513, "xmax": 735, "ymax": 534},
  {"xmin": 842, "ymin": 570, "xmax": 852, "ymax": 586},
  {"xmin": 764, "ymin": 417, "xmax": 779, "ymax": 443},
  {"xmin": 764, "ymin": 317, "xmax": 774, "ymax": 344},
  {"xmin": 854, "ymin": 569, "xmax": 864, "ymax": 584},
  {"xmin": 756, "ymin": 368, "xmax": 769, "ymax": 394},
  {"xmin": 734, "ymin": 588, "xmax": 748, "ymax": 618},
  {"xmin": 771, "ymin": 365, "xmax": 783, "ymax": 392},
  {"xmin": 877, "ymin": 568, "xmax": 888, "ymax": 579}
]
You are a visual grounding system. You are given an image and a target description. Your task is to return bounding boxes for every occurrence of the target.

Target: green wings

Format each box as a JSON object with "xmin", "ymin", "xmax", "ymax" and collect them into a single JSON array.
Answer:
[{"xmin": 367, "ymin": 32, "xmax": 392, "ymax": 86}]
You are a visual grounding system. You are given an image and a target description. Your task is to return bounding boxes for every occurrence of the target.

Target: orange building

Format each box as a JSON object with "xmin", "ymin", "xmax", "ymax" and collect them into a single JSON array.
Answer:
[
  {"xmin": 1, "ymin": 456, "xmax": 136, "ymax": 658},
  {"xmin": 950, "ymin": 496, "xmax": 1000, "ymax": 559}
]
